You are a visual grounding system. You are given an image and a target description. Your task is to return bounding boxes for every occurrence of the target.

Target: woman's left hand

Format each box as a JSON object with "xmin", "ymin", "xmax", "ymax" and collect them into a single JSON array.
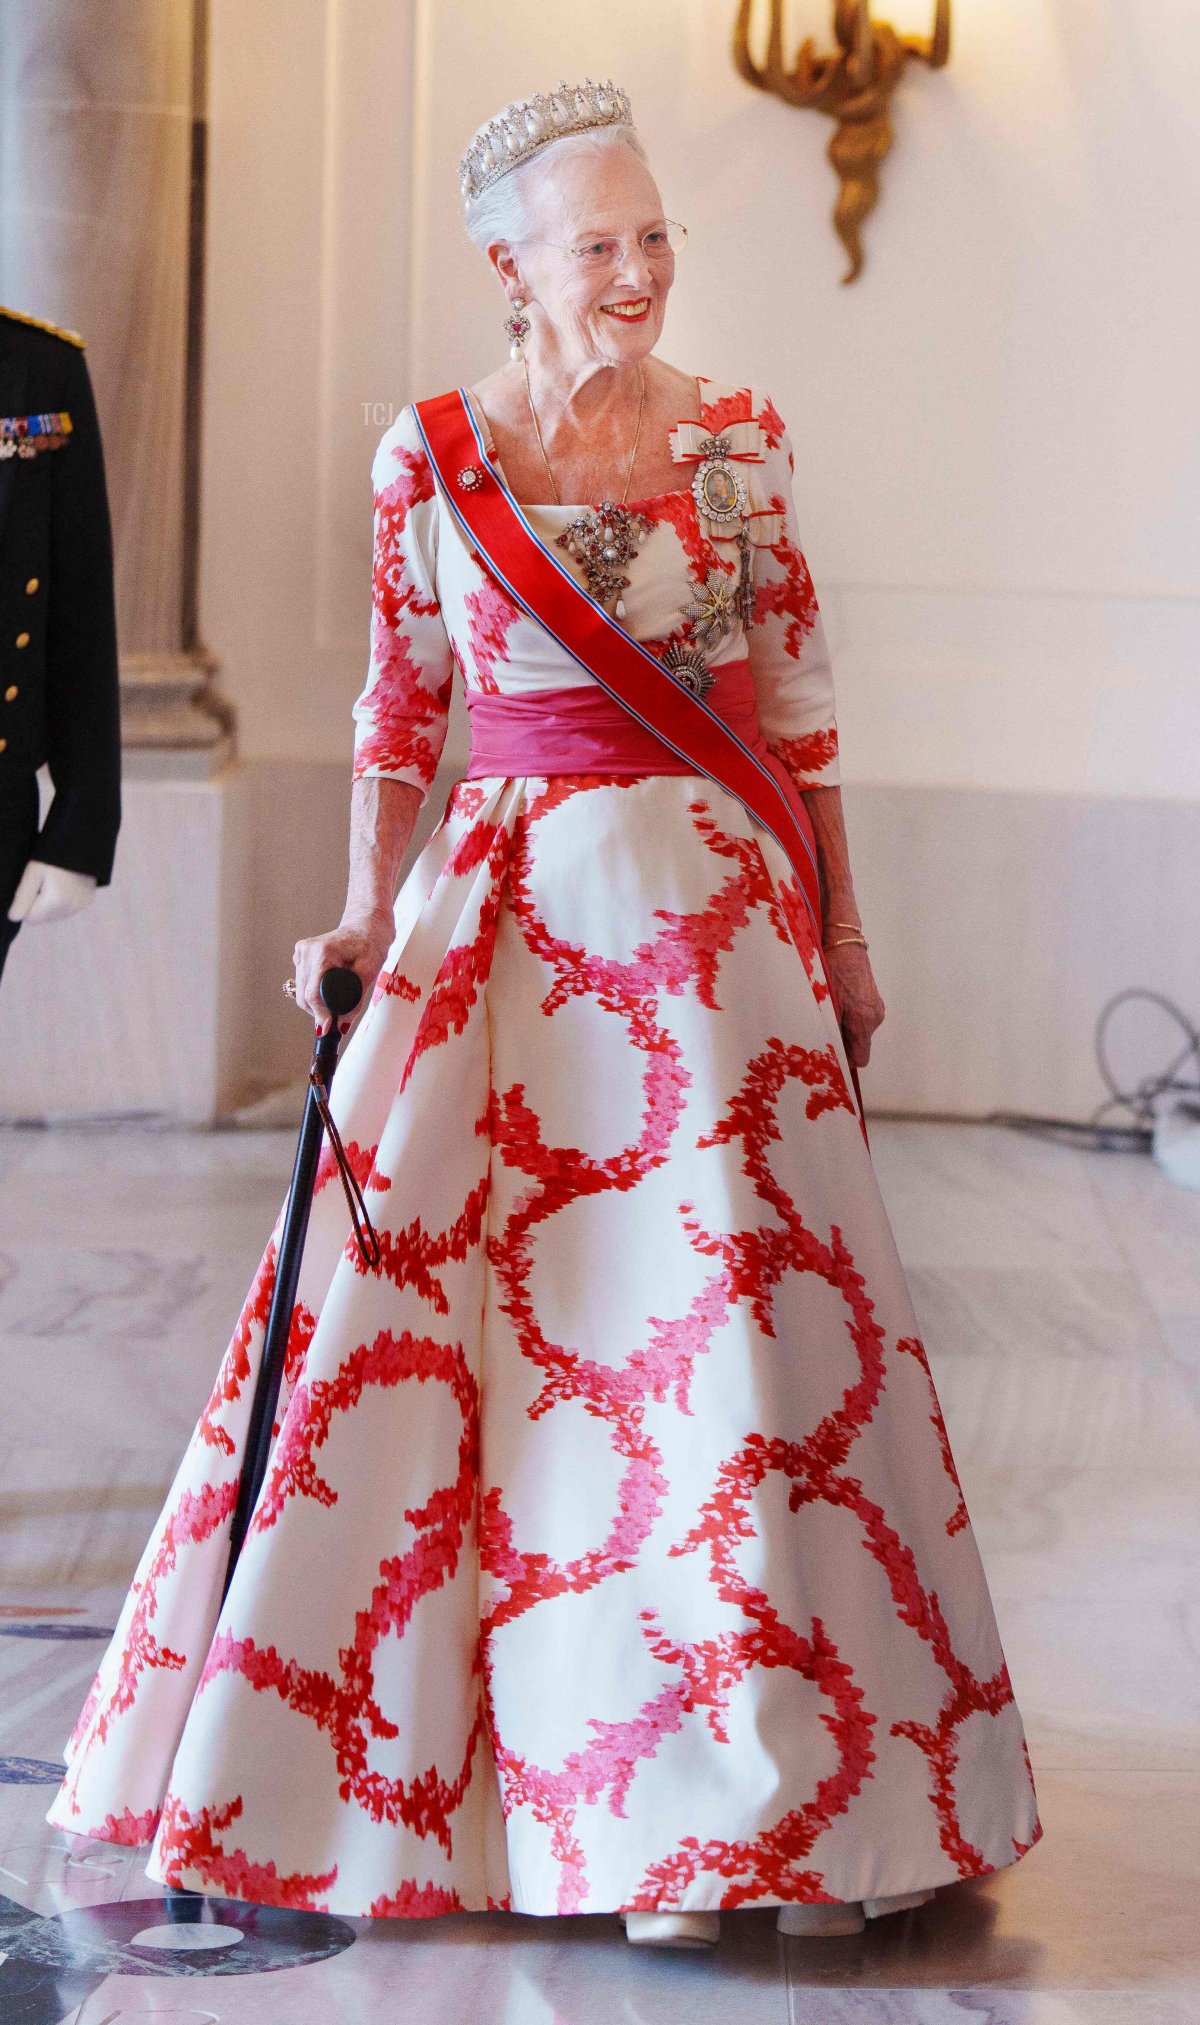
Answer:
[{"xmin": 822, "ymin": 942, "xmax": 886, "ymax": 1068}]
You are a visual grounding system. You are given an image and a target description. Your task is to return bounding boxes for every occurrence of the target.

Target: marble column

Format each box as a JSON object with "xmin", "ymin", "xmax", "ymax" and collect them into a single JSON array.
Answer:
[{"xmin": 0, "ymin": 0, "xmax": 230, "ymax": 772}]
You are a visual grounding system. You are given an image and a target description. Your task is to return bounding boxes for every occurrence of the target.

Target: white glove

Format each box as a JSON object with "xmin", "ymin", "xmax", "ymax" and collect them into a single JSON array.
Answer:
[{"xmin": 7, "ymin": 860, "xmax": 98, "ymax": 926}]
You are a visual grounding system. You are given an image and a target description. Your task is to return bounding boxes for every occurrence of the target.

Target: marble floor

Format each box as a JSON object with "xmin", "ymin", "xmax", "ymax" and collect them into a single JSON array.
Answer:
[{"xmin": 1, "ymin": 1117, "xmax": 1197, "ymax": 2023}]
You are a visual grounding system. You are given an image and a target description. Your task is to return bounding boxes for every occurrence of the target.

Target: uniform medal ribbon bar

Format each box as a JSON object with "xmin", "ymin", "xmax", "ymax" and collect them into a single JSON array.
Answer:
[{"xmin": 0, "ymin": 410, "xmax": 73, "ymax": 459}]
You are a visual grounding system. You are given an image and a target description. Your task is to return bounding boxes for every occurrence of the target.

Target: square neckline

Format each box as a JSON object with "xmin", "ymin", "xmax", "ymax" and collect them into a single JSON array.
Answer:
[{"xmin": 461, "ymin": 375, "xmax": 713, "ymax": 514}]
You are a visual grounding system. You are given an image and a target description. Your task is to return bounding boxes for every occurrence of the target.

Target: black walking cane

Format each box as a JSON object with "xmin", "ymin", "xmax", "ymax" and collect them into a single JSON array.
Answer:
[{"xmin": 220, "ymin": 964, "xmax": 379, "ymax": 1605}]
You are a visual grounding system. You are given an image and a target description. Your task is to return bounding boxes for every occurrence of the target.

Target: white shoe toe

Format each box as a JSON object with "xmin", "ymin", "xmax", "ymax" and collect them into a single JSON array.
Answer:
[
  {"xmin": 862, "ymin": 1888, "xmax": 936, "ymax": 1917},
  {"xmin": 623, "ymin": 1910, "xmax": 720, "ymax": 1948}
]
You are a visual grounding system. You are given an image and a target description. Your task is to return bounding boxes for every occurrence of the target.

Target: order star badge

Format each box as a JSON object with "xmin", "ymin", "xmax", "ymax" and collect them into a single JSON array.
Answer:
[
  {"xmin": 683, "ymin": 570, "xmax": 740, "ymax": 649},
  {"xmin": 661, "ymin": 640, "xmax": 716, "ymax": 702}
]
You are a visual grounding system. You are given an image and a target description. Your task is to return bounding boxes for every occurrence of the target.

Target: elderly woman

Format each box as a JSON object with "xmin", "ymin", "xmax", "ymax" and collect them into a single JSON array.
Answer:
[{"xmin": 49, "ymin": 79, "xmax": 1041, "ymax": 1951}]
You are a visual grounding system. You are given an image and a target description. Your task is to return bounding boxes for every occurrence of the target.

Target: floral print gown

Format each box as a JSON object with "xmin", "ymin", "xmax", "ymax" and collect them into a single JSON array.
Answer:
[{"xmin": 47, "ymin": 376, "xmax": 1043, "ymax": 1917}]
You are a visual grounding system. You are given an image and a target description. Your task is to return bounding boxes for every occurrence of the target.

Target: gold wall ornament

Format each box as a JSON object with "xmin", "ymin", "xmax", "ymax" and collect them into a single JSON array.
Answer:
[{"xmin": 732, "ymin": 0, "xmax": 951, "ymax": 283}]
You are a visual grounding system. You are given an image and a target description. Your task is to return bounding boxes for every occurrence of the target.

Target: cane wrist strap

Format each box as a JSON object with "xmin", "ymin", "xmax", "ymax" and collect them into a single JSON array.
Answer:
[{"xmin": 308, "ymin": 1068, "xmax": 382, "ymax": 1270}]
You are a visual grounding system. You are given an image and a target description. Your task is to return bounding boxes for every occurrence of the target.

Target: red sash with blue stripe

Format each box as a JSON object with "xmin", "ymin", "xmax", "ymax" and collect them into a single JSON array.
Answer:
[{"xmin": 412, "ymin": 387, "xmax": 867, "ymax": 1141}]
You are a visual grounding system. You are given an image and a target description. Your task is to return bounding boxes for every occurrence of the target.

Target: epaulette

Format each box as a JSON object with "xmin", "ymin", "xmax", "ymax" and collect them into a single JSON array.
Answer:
[{"xmin": 0, "ymin": 304, "xmax": 86, "ymax": 349}]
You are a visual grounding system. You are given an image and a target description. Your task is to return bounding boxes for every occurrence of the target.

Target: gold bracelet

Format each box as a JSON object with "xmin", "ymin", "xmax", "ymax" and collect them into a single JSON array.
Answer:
[
  {"xmin": 828, "ymin": 919, "xmax": 863, "ymax": 931},
  {"xmin": 823, "ymin": 933, "xmax": 868, "ymax": 949}
]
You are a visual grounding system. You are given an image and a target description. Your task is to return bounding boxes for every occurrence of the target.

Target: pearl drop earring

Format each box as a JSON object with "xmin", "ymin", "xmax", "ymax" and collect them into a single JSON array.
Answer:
[{"xmin": 503, "ymin": 297, "xmax": 531, "ymax": 359}]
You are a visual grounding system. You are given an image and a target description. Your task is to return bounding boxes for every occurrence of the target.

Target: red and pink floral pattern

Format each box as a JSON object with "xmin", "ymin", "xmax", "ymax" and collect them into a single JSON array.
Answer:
[{"xmin": 47, "ymin": 379, "xmax": 1040, "ymax": 1917}]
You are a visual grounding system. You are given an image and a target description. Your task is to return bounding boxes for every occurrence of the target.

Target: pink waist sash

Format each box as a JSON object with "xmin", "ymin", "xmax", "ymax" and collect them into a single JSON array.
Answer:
[{"xmin": 466, "ymin": 658, "xmax": 766, "ymax": 778}]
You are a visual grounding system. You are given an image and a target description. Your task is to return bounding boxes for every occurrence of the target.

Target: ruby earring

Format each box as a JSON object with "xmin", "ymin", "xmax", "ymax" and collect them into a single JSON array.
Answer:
[{"xmin": 503, "ymin": 297, "xmax": 531, "ymax": 359}]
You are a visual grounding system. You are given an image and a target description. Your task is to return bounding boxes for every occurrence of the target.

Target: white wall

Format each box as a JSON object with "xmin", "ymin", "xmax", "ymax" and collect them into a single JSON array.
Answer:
[{"xmin": 200, "ymin": 0, "xmax": 420, "ymax": 769}]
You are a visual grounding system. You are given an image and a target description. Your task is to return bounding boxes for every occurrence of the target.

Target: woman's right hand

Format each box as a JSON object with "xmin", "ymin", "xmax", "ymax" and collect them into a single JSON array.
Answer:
[{"xmin": 292, "ymin": 907, "xmax": 396, "ymax": 1033}]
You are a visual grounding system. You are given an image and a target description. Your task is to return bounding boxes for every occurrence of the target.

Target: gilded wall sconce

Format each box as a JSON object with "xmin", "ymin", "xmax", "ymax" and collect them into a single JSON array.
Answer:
[{"xmin": 733, "ymin": 0, "xmax": 951, "ymax": 283}]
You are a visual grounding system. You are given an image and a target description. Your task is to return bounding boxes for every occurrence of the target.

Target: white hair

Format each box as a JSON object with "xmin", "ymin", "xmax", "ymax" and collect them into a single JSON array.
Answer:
[{"xmin": 462, "ymin": 124, "xmax": 654, "ymax": 255}]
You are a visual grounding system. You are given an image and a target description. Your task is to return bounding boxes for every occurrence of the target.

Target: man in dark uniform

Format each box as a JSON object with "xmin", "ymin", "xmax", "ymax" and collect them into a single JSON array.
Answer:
[{"xmin": 0, "ymin": 304, "xmax": 120, "ymax": 981}]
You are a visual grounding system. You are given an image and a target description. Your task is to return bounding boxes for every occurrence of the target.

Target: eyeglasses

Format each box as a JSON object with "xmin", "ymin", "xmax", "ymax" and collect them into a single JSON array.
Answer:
[{"xmin": 522, "ymin": 219, "xmax": 688, "ymax": 273}]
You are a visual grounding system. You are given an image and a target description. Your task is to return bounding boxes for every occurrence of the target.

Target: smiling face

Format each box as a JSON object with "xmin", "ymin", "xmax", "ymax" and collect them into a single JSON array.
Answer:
[{"xmin": 490, "ymin": 137, "xmax": 675, "ymax": 369}]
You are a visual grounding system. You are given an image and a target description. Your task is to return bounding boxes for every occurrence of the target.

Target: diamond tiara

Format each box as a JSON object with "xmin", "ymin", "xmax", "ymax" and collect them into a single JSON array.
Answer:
[{"xmin": 459, "ymin": 77, "xmax": 635, "ymax": 209}]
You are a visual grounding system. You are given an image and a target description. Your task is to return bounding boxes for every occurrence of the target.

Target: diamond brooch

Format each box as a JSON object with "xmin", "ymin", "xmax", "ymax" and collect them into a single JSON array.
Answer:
[
  {"xmin": 555, "ymin": 500, "xmax": 653, "ymax": 617},
  {"xmin": 457, "ymin": 464, "xmax": 486, "ymax": 491},
  {"xmin": 691, "ymin": 434, "xmax": 748, "ymax": 526}
]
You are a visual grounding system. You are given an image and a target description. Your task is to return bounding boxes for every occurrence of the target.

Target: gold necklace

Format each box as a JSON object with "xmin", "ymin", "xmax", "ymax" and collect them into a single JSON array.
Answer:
[{"xmin": 523, "ymin": 355, "xmax": 646, "ymax": 507}]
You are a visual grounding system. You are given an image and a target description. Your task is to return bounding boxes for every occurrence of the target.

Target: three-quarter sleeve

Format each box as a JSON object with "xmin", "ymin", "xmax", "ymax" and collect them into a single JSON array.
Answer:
[
  {"xmin": 744, "ymin": 396, "xmax": 841, "ymax": 789},
  {"xmin": 351, "ymin": 404, "xmax": 454, "ymax": 798}
]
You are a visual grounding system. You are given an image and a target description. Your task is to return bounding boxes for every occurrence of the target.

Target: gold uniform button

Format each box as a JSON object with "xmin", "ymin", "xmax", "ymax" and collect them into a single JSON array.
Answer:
[
  {"xmin": 25, "ymin": 577, "xmax": 39, "ymax": 595},
  {"xmin": 15, "ymin": 631, "xmax": 31, "ymax": 648},
  {"xmin": 0, "ymin": 738, "xmax": 7, "ymax": 753},
  {"xmin": 4, "ymin": 685, "xmax": 16, "ymax": 702}
]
